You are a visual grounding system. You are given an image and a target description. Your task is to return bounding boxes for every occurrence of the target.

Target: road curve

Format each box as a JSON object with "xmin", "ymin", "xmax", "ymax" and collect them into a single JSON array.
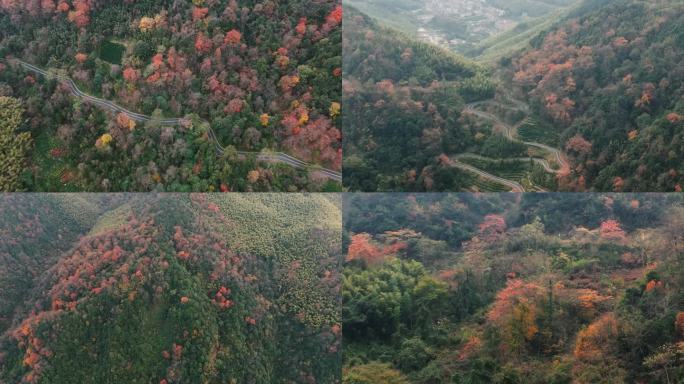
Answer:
[
  {"xmin": 449, "ymin": 97, "xmax": 571, "ymax": 191},
  {"xmin": 451, "ymin": 160, "xmax": 525, "ymax": 193},
  {"xmin": 463, "ymin": 101, "xmax": 569, "ymax": 171},
  {"xmin": 13, "ymin": 59, "xmax": 342, "ymax": 182}
]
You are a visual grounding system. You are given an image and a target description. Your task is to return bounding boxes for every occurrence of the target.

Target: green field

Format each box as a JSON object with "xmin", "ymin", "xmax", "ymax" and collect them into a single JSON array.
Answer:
[
  {"xmin": 471, "ymin": 176, "xmax": 511, "ymax": 192},
  {"xmin": 516, "ymin": 117, "xmax": 561, "ymax": 146},
  {"xmin": 99, "ymin": 40, "xmax": 125, "ymax": 65}
]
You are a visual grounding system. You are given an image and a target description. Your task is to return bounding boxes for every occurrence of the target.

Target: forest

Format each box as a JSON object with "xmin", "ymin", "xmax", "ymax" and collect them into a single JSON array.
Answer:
[
  {"xmin": 343, "ymin": 193, "xmax": 684, "ymax": 383},
  {"xmin": 0, "ymin": 0, "xmax": 341, "ymax": 192},
  {"xmin": 0, "ymin": 193, "xmax": 342, "ymax": 383},
  {"xmin": 343, "ymin": 0, "xmax": 684, "ymax": 192},
  {"xmin": 501, "ymin": 0, "xmax": 684, "ymax": 192},
  {"xmin": 342, "ymin": 7, "xmax": 496, "ymax": 192}
]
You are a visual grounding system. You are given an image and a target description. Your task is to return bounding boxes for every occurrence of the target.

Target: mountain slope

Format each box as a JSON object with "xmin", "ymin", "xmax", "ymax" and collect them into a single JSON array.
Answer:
[
  {"xmin": 343, "ymin": 193, "xmax": 684, "ymax": 383},
  {"xmin": 0, "ymin": 194, "xmax": 341, "ymax": 384},
  {"xmin": 501, "ymin": 0, "xmax": 684, "ymax": 191},
  {"xmin": 343, "ymin": 7, "xmax": 496, "ymax": 191}
]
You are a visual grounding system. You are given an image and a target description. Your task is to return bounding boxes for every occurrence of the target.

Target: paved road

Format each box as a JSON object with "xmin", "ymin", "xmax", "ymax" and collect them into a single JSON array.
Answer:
[{"xmin": 14, "ymin": 59, "xmax": 342, "ymax": 182}]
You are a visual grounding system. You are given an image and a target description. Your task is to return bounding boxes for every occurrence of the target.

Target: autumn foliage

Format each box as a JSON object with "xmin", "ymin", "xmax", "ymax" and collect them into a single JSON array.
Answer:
[
  {"xmin": 574, "ymin": 313, "xmax": 619, "ymax": 361},
  {"xmin": 599, "ymin": 219, "xmax": 626, "ymax": 241},
  {"xmin": 346, "ymin": 233, "xmax": 407, "ymax": 266}
]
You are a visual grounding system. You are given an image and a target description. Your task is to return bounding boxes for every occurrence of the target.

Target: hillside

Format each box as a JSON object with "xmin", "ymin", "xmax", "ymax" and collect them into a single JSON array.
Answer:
[
  {"xmin": 499, "ymin": 0, "xmax": 684, "ymax": 191},
  {"xmin": 343, "ymin": 7, "xmax": 496, "ymax": 191},
  {"xmin": 343, "ymin": 193, "xmax": 684, "ymax": 383},
  {"xmin": 0, "ymin": 0, "xmax": 341, "ymax": 191},
  {"xmin": 0, "ymin": 194, "xmax": 341, "ymax": 383}
]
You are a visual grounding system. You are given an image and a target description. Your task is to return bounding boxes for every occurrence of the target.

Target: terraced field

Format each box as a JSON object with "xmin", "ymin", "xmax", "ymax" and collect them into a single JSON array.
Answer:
[
  {"xmin": 453, "ymin": 97, "xmax": 569, "ymax": 191},
  {"xmin": 459, "ymin": 155, "xmax": 556, "ymax": 191},
  {"xmin": 470, "ymin": 177, "xmax": 512, "ymax": 192},
  {"xmin": 516, "ymin": 117, "xmax": 561, "ymax": 146}
]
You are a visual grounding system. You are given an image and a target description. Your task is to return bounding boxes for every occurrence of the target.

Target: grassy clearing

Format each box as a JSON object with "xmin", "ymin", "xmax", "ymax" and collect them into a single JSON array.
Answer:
[{"xmin": 89, "ymin": 202, "xmax": 133, "ymax": 235}]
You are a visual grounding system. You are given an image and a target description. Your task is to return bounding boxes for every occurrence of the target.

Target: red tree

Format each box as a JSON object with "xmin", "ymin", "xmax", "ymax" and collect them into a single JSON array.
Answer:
[
  {"xmin": 479, "ymin": 214, "xmax": 506, "ymax": 240},
  {"xmin": 224, "ymin": 29, "xmax": 242, "ymax": 46},
  {"xmin": 599, "ymin": 219, "xmax": 626, "ymax": 240}
]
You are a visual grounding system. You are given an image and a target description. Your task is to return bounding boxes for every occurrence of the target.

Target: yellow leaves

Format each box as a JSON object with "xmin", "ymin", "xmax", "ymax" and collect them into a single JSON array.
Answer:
[
  {"xmin": 101, "ymin": 133, "xmax": 113, "ymax": 145},
  {"xmin": 512, "ymin": 299, "xmax": 538, "ymax": 341},
  {"xmin": 298, "ymin": 112, "xmax": 309, "ymax": 125},
  {"xmin": 290, "ymin": 76, "xmax": 300, "ymax": 86},
  {"xmin": 247, "ymin": 170, "xmax": 259, "ymax": 184},
  {"xmin": 259, "ymin": 113, "xmax": 270, "ymax": 127},
  {"xmin": 95, "ymin": 133, "xmax": 113, "ymax": 149},
  {"xmin": 329, "ymin": 102, "xmax": 340, "ymax": 118},
  {"xmin": 139, "ymin": 17, "xmax": 155, "ymax": 32},
  {"xmin": 0, "ymin": 96, "xmax": 31, "ymax": 191},
  {"xmin": 138, "ymin": 13, "xmax": 166, "ymax": 32}
]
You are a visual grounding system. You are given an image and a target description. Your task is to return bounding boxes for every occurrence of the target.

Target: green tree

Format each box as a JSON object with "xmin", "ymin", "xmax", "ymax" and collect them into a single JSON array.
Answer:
[
  {"xmin": 344, "ymin": 362, "xmax": 410, "ymax": 384},
  {"xmin": 0, "ymin": 96, "xmax": 31, "ymax": 191}
]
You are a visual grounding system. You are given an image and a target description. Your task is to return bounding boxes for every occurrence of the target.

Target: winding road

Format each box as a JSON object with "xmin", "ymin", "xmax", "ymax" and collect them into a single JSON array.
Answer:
[
  {"xmin": 13, "ymin": 59, "xmax": 342, "ymax": 182},
  {"xmin": 451, "ymin": 159, "xmax": 525, "ymax": 193},
  {"xmin": 452, "ymin": 97, "xmax": 569, "ymax": 192}
]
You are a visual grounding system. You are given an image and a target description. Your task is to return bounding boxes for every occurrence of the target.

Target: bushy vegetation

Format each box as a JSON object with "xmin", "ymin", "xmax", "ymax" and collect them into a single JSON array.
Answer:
[
  {"xmin": 0, "ymin": 0, "xmax": 341, "ymax": 191},
  {"xmin": 0, "ymin": 96, "xmax": 31, "ymax": 191},
  {"xmin": 0, "ymin": 194, "xmax": 341, "ymax": 383},
  {"xmin": 343, "ymin": 193, "xmax": 684, "ymax": 383}
]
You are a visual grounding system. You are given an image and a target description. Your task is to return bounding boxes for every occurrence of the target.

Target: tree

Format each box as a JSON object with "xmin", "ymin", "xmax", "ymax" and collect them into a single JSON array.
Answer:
[
  {"xmin": 343, "ymin": 362, "xmax": 409, "ymax": 384},
  {"xmin": 599, "ymin": 219, "xmax": 626, "ymax": 241},
  {"xmin": 0, "ymin": 97, "xmax": 31, "ymax": 191},
  {"xmin": 224, "ymin": 29, "xmax": 242, "ymax": 46},
  {"xmin": 478, "ymin": 214, "xmax": 506, "ymax": 241},
  {"xmin": 643, "ymin": 344, "xmax": 681, "ymax": 384},
  {"xmin": 566, "ymin": 135, "xmax": 592, "ymax": 155},
  {"xmin": 573, "ymin": 313, "xmax": 619, "ymax": 361}
]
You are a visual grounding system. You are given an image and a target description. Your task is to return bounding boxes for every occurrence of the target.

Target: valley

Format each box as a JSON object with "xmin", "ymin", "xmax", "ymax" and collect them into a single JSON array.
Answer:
[
  {"xmin": 345, "ymin": 0, "xmax": 579, "ymax": 57},
  {"xmin": 343, "ymin": 0, "xmax": 684, "ymax": 192}
]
